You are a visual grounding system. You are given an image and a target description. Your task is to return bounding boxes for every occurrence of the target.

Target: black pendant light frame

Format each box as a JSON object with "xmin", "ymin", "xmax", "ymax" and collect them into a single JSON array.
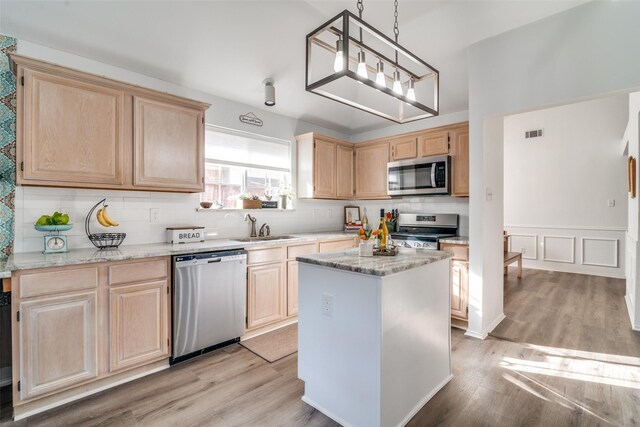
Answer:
[{"xmin": 305, "ymin": 9, "xmax": 439, "ymax": 124}]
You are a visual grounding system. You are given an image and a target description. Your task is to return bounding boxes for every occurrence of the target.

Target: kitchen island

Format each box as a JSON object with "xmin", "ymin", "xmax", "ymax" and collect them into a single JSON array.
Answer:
[{"xmin": 296, "ymin": 248, "xmax": 453, "ymax": 427}]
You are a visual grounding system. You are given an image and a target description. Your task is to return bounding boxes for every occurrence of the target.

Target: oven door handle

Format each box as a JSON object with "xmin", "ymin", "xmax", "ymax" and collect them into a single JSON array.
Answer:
[{"xmin": 430, "ymin": 164, "xmax": 436, "ymax": 188}]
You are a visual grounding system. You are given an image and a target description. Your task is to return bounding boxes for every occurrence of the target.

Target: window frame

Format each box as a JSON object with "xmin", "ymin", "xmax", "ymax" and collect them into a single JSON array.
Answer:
[{"xmin": 201, "ymin": 125, "xmax": 293, "ymax": 208}]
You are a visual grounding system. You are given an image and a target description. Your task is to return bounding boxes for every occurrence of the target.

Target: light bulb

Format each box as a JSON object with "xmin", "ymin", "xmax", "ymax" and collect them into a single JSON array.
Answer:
[
  {"xmin": 333, "ymin": 39, "xmax": 344, "ymax": 73},
  {"xmin": 357, "ymin": 51, "xmax": 368, "ymax": 79},
  {"xmin": 375, "ymin": 61, "xmax": 386, "ymax": 87},
  {"xmin": 407, "ymin": 79, "xmax": 416, "ymax": 101},
  {"xmin": 392, "ymin": 70, "xmax": 403, "ymax": 95}
]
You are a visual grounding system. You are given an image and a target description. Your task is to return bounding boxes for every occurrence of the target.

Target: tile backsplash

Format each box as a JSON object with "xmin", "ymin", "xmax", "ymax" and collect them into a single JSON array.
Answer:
[{"xmin": 14, "ymin": 186, "xmax": 469, "ymax": 253}]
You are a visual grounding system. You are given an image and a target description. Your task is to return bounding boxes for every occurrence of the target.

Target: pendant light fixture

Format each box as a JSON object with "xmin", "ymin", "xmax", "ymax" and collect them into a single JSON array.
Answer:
[
  {"xmin": 333, "ymin": 38, "xmax": 344, "ymax": 72},
  {"xmin": 305, "ymin": 0, "xmax": 439, "ymax": 123}
]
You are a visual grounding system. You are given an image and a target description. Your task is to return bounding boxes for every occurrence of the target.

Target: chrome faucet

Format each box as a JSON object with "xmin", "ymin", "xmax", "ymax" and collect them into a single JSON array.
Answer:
[
  {"xmin": 244, "ymin": 213, "xmax": 257, "ymax": 237},
  {"xmin": 259, "ymin": 223, "xmax": 271, "ymax": 237}
]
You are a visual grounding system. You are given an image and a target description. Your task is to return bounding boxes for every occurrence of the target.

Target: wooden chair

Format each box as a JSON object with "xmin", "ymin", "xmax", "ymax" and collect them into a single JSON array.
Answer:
[{"xmin": 503, "ymin": 234, "xmax": 522, "ymax": 278}]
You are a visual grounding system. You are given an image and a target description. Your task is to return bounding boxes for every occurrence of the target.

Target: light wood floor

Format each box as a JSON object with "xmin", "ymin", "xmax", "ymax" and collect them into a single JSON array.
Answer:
[{"xmin": 1, "ymin": 268, "xmax": 639, "ymax": 426}]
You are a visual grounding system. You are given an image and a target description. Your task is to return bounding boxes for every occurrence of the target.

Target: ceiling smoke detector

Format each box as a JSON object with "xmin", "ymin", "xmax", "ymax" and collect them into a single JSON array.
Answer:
[{"xmin": 263, "ymin": 78, "xmax": 275, "ymax": 107}]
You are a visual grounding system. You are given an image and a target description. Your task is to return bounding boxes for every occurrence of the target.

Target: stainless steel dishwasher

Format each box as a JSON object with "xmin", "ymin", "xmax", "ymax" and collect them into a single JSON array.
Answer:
[{"xmin": 171, "ymin": 249, "xmax": 247, "ymax": 364}]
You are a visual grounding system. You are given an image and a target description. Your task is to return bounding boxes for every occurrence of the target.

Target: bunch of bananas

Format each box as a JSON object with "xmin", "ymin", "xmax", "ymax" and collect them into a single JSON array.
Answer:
[{"xmin": 96, "ymin": 206, "xmax": 119, "ymax": 227}]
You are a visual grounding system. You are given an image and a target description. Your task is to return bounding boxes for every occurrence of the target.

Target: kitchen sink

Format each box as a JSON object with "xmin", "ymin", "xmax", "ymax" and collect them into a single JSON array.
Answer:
[{"xmin": 233, "ymin": 235, "xmax": 298, "ymax": 242}]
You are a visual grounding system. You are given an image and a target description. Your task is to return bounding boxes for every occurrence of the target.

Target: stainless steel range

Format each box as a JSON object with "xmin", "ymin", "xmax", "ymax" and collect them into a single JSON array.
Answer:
[{"xmin": 390, "ymin": 213, "xmax": 458, "ymax": 249}]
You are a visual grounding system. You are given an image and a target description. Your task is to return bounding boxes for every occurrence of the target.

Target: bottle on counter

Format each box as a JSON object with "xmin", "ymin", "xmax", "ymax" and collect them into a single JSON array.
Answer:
[
  {"xmin": 362, "ymin": 208, "xmax": 369, "ymax": 231},
  {"xmin": 378, "ymin": 209, "xmax": 388, "ymax": 250}
]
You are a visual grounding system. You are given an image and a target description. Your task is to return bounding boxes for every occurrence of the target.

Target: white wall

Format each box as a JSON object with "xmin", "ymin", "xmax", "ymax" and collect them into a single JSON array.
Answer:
[
  {"xmin": 504, "ymin": 96, "xmax": 628, "ymax": 278},
  {"xmin": 468, "ymin": 0, "xmax": 640, "ymax": 338},
  {"xmin": 625, "ymin": 92, "xmax": 640, "ymax": 330}
]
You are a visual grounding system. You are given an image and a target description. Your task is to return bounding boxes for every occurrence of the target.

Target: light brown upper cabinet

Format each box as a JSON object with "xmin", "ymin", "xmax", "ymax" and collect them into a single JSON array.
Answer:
[
  {"xmin": 11, "ymin": 53, "xmax": 209, "ymax": 193},
  {"xmin": 355, "ymin": 141, "xmax": 390, "ymax": 199},
  {"xmin": 390, "ymin": 136, "xmax": 417, "ymax": 161},
  {"xmin": 20, "ymin": 69, "xmax": 127, "ymax": 186},
  {"xmin": 418, "ymin": 130, "xmax": 449, "ymax": 157},
  {"xmin": 450, "ymin": 126, "xmax": 470, "ymax": 197},
  {"xmin": 296, "ymin": 133, "xmax": 353, "ymax": 199},
  {"xmin": 133, "ymin": 97, "xmax": 204, "ymax": 191},
  {"xmin": 336, "ymin": 144, "xmax": 354, "ymax": 198}
]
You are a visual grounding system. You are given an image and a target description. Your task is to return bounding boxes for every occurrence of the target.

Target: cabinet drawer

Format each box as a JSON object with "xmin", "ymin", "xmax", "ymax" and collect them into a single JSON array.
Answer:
[
  {"xmin": 19, "ymin": 267, "xmax": 99, "ymax": 299},
  {"xmin": 247, "ymin": 247, "xmax": 286, "ymax": 265},
  {"xmin": 440, "ymin": 243, "xmax": 469, "ymax": 261},
  {"xmin": 287, "ymin": 243, "xmax": 318, "ymax": 260},
  {"xmin": 319, "ymin": 239, "xmax": 355, "ymax": 253},
  {"xmin": 108, "ymin": 258, "xmax": 168, "ymax": 286}
]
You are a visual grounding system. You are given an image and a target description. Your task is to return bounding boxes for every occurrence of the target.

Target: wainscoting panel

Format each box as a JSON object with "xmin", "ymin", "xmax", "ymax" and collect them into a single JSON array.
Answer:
[
  {"xmin": 505, "ymin": 226, "xmax": 625, "ymax": 278},
  {"xmin": 581, "ymin": 237, "xmax": 618, "ymax": 267},
  {"xmin": 508, "ymin": 234, "xmax": 537, "ymax": 260},
  {"xmin": 542, "ymin": 236, "xmax": 575, "ymax": 264}
]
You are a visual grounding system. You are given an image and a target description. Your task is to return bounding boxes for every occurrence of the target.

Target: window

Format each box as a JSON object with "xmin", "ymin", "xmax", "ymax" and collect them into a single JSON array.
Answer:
[{"xmin": 200, "ymin": 126, "xmax": 292, "ymax": 207}]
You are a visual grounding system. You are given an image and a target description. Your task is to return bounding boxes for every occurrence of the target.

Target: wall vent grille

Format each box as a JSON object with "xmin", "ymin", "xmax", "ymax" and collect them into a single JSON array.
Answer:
[{"xmin": 525, "ymin": 129, "xmax": 544, "ymax": 139}]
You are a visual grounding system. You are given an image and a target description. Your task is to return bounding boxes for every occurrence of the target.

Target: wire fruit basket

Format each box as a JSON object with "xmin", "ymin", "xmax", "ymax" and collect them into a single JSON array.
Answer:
[{"xmin": 85, "ymin": 199, "xmax": 126, "ymax": 249}]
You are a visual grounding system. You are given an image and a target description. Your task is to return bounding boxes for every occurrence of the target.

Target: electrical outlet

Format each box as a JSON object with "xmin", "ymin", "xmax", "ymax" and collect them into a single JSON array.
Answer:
[
  {"xmin": 321, "ymin": 293, "xmax": 333, "ymax": 317},
  {"xmin": 520, "ymin": 247, "xmax": 525, "ymax": 254},
  {"xmin": 607, "ymin": 199, "xmax": 615, "ymax": 207},
  {"xmin": 150, "ymin": 208, "xmax": 160, "ymax": 223}
]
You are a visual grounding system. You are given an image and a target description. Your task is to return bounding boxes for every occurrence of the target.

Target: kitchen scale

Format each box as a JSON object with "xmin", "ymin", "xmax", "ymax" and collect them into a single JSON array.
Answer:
[{"xmin": 35, "ymin": 224, "xmax": 73, "ymax": 253}]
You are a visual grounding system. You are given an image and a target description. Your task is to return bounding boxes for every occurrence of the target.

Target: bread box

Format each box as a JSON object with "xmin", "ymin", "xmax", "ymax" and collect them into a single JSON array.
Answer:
[{"xmin": 166, "ymin": 226, "xmax": 205, "ymax": 244}]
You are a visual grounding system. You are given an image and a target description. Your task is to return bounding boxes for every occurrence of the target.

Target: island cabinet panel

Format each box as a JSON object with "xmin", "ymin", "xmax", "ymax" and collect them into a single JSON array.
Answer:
[
  {"xmin": 313, "ymin": 138, "xmax": 337, "ymax": 198},
  {"xmin": 389, "ymin": 136, "xmax": 417, "ymax": 161},
  {"xmin": 20, "ymin": 69, "xmax": 126, "ymax": 186},
  {"xmin": 133, "ymin": 96, "xmax": 204, "ymax": 192},
  {"xmin": 19, "ymin": 291, "xmax": 98, "ymax": 401},
  {"xmin": 355, "ymin": 142, "xmax": 390, "ymax": 199},
  {"xmin": 450, "ymin": 126, "xmax": 470, "ymax": 197},
  {"xmin": 109, "ymin": 281, "xmax": 169, "ymax": 372},
  {"xmin": 336, "ymin": 144, "xmax": 354, "ymax": 199},
  {"xmin": 247, "ymin": 263, "xmax": 286, "ymax": 329},
  {"xmin": 418, "ymin": 130, "xmax": 449, "ymax": 157}
]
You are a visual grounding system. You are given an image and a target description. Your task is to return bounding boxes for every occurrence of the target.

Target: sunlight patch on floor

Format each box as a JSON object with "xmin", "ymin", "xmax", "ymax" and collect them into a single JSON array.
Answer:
[{"xmin": 500, "ymin": 344, "xmax": 640, "ymax": 390}]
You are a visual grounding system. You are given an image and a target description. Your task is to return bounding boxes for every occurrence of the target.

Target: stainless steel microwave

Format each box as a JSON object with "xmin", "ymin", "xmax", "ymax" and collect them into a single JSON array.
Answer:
[{"xmin": 387, "ymin": 155, "xmax": 450, "ymax": 196}]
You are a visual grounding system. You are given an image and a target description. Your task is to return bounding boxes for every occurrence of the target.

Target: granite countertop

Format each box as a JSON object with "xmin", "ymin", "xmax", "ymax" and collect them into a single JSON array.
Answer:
[
  {"xmin": 296, "ymin": 247, "xmax": 453, "ymax": 277},
  {"xmin": 2, "ymin": 231, "xmax": 357, "ymax": 274},
  {"xmin": 439, "ymin": 236, "xmax": 469, "ymax": 245}
]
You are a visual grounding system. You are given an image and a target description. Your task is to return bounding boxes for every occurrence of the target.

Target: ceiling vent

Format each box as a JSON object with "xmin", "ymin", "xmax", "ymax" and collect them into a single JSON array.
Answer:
[{"xmin": 525, "ymin": 129, "xmax": 543, "ymax": 139}]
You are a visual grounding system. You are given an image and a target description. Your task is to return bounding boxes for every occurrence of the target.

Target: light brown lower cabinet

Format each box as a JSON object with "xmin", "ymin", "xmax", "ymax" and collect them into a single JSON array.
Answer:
[
  {"xmin": 247, "ymin": 262, "xmax": 286, "ymax": 329},
  {"xmin": 440, "ymin": 243, "xmax": 470, "ymax": 322},
  {"xmin": 109, "ymin": 280, "xmax": 169, "ymax": 372},
  {"xmin": 246, "ymin": 237, "xmax": 357, "ymax": 332},
  {"xmin": 19, "ymin": 290, "xmax": 98, "ymax": 401},
  {"xmin": 450, "ymin": 260, "xmax": 469, "ymax": 320},
  {"xmin": 286, "ymin": 261, "xmax": 299, "ymax": 316},
  {"xmin": 11, "ymin": 257, "xmax": 170, "ymax": 407}
]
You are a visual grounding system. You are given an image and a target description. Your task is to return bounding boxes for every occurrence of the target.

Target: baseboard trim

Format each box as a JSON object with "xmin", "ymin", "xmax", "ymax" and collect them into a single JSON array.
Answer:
[
  {"xmin": 302, "ymin": 395, "xmax": 354, "ymax": 427},
  {"xmin": 464, "ymin": 329, "xmax": 487, "ymax": 340},
  {"xmin": 396, "ymin": 374, "xmax": 454, "ymax": 427},
  {"xmin": 625, "ymin": 294, "xmax": 640, "ymax": 331},
  {"xmin": 486, "ymin": 313, "xmax": 506, "ymax": 335},
  {"xmin": 302, "ymin": 373, "xmax": 454, "ymax": 427},
  {"xmin": 519, "ymin": 263, "xmax": 625, "ymax": 279}
]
